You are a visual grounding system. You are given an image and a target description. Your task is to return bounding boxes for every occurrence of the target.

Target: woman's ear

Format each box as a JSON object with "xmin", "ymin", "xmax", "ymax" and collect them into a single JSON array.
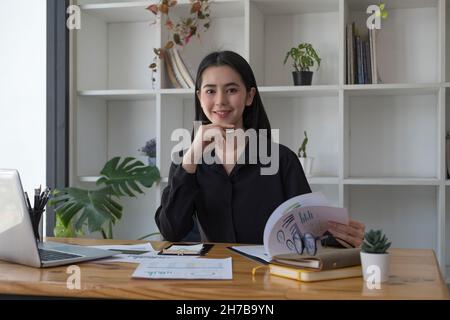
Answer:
[
  {"xmin": 246, "ymin": 87, "xmax": 256, "ymax": 106},
  {"xmin": 196, "ymin": 89, "xmax": 201, "ymax": 101}
]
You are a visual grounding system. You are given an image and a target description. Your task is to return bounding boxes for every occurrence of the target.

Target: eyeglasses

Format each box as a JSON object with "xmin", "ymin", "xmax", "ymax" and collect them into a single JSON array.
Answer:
[
  {"xmin": 290, "ymin": 232, "xmax": 318, "ymax": 256},
  {"xmin": 287, "ymin": 231, "xmax": 354, "ymax": 256}
]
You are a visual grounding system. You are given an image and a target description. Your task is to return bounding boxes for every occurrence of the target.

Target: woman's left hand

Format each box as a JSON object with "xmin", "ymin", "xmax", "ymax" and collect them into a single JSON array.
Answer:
[{"xmin": 327, "ymin": 219, "xmax": 366, "ymax": 248}]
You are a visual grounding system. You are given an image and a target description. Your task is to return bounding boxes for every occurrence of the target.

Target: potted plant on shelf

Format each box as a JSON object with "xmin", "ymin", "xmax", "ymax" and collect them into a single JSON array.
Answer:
[
  {"xmin": 297, "ymin": 131, "xmax": 313, "ymax": 177},
  {"xmin": 360, "ymin": 229, "xmax": 392, "ymax": 283},
  {"xmin": 49, "ymin": 157, "xmax": 161, "ymax": 239},
  {"xmin": 139, "ymin": 138, "xmax": 157, "ymax": 167},
  {"xmin": 283, "ymin": 43, "xmax": 321, "ymax": 86}
]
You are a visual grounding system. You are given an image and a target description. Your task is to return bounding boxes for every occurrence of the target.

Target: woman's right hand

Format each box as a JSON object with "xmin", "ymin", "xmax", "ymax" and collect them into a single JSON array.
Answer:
[{"xmin": 182, "ymin": 123, "xmax": 235, "ymax": 173}]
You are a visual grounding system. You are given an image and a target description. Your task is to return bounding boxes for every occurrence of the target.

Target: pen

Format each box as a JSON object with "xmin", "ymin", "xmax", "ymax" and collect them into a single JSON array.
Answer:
[
  {"xmin": 34, "ymin": 188, "xmax": 39, "ymax": 211},
  {"xmin": 24, "ymin": 192, "xmax": 32, "ymax": 211}
]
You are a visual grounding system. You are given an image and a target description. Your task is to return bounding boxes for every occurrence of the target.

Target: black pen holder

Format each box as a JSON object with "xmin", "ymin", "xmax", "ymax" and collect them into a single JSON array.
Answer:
[{"xmin": 28, "ymin": 208, "xmax": 44, "ymax": 242}]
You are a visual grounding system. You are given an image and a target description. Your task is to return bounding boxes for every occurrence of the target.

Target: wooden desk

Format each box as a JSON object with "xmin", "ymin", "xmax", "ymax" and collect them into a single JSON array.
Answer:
[{"xmin": 0, "ymin": 238, "xmax": 448, "ymax": 300}]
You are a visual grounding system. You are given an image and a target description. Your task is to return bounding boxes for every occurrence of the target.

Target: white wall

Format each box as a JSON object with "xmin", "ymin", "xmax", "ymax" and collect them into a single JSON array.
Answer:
[{"xmin": 0, "ymin": 0, "xmax": 46, "ymax": 193}]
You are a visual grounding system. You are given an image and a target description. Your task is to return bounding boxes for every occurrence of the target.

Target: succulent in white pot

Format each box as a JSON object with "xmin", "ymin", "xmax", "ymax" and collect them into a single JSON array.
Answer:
[
  {"xmin": 297, "ymin": 131, "xmax": 313, "ymax": 177},
  {"xmin": 360, "ymin": 229, "xmax": 392, "ymax": 283}
]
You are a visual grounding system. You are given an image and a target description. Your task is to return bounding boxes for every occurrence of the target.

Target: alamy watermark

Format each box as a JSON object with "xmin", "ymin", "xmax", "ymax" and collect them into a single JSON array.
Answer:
[
  {"xmin": 366, "ymin": 5, "xmax": 382, "ymax": 30},
  {"xmin": 170, "ymin": 122, "xmax": 280, "ymax": 175},
  {"xmin": 66, "ymin": 265, "xmax": 81, "ymax": 290},
  {"xmin": 365, "ymin": 265, "xmax": 382, "ymax": 290},
  {"xmin": 67, "ymin": 5, "xmax": 81, "ymax": 30}
]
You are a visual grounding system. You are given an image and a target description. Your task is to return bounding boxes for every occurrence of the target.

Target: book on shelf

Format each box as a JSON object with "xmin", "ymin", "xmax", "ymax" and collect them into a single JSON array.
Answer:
[
  {"xmin": 164, "ymin": 49, "xmax": 182, "ymax": 89},
  {"xmin": 269, "ymin": 263, "xmax": 362, "ymax": 282},
  {"xmin": 347, "ymin": 23, "xmax": 379, "ymax": 84},
  {"xmin": 346, "ymin": 22, "xmax": 355, "ymax": 84},
  {"xmin": 369, "ymin": 28, "xmax": 379, "ymax": 84},
  {"xmin": 172, "ymin": 47, "xmax": 195, "ymax": 88},
  {"xmin": 167, "ymin": 49, "xmax": 189, "ymax": 89}
]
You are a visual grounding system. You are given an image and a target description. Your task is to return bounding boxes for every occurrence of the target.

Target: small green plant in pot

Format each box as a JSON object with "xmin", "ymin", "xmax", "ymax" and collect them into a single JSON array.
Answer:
[
  {"xmin": 297, "ymin": 131, "xmax": 313, "ymax": 177},
  {"xmin": 360, "ymin": 229, "xmax": 392, "ymax": 283},
  {"xmin": 283, "ymin": 43, "xmax": 321, "ymax": 86}
]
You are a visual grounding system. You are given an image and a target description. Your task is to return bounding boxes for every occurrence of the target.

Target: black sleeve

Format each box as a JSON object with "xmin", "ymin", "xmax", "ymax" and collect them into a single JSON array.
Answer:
[
  {"xmin": 154, "ymin": 162, "xmax": 199, "ymax": 241},
  {"xmin": 281, "ymin": 147, "xmax": 312, "ymax": 199}
]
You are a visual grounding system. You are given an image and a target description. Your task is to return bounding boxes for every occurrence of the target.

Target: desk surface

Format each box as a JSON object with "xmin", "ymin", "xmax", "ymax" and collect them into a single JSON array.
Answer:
[{"xmin": 0, "ymin": 238, "xmax": 448, "ymax": 300}]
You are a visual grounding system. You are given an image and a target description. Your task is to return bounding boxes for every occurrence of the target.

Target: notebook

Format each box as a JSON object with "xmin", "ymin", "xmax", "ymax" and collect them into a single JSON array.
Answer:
[{"xmin": 269, "ymin": 264, "xmax": 362, "ymax": 282}]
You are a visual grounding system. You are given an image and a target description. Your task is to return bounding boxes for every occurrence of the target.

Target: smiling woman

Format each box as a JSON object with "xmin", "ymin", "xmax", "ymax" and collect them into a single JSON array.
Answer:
[{"xmin": 154, "ymin": 51, "xmax": 365, "ymax": 245}]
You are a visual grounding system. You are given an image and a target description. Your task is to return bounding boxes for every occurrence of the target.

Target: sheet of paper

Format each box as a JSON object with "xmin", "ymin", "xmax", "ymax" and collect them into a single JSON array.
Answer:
[
  {"xmin": 89, "ymin": 243, "xmax": 157, "ymax": 253},
  {"xmin": 132, "ymin": 257, "xmax": 233, "ymax": 279},
  {"xmin": 100, "ymin": 252, "xmax": 198, "ymax": 264},
  {"xmin": 230, "ymin": 245, "xmax": 271, "ymax": 263}
]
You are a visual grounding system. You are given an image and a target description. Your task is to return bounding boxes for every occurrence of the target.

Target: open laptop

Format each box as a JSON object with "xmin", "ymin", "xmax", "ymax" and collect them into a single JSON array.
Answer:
[{"xmin": 0, "ymin": 169, "xmax": 117, "ymax": 267}]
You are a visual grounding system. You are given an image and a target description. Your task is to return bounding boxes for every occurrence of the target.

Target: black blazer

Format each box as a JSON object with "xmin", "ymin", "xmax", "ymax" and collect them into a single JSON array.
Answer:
[{"xmin": 155, "ymin": 143, "xmax": 311, "ymax": 244}]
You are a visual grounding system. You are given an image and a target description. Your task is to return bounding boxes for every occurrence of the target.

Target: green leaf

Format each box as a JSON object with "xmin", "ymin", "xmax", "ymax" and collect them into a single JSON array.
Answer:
[
  {"xmin": 381, "ymin": 11, "xmax": 388, "ymax": 19},
  {"xmin": 54, "ymin": 213, "xmax": 85, "ymax": 238},
  {"xmin": 379, "ymin": 3, "xmax": 385, "ymax": 10},
  {"xmin": 97, "ymin": 157, "xmax": 160, "ymax": 198},
  {"xmin": 50, "ymin": 186, "xmax": 122, "ymax": 237},
  {"xmin": 173, "ymin": 33, "xmax": 182, "ymax": 45}
]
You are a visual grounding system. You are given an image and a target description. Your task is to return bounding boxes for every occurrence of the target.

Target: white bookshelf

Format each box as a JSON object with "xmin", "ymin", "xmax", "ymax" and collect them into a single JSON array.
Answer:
[{"xmin": 71, "ymin": 0, "xmax": 450, "ymax": 282}]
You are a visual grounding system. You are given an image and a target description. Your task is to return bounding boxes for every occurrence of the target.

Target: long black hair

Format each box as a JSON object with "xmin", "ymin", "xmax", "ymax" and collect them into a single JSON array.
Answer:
[{"xmin": 194, "ymin": 51, "xmax": 271, "ymax": 138}]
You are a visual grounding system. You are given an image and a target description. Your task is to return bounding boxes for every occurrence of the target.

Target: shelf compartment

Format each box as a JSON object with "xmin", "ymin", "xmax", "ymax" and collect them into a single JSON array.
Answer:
[
  {"xmin": 77, "ymin": 98, "xmax": 157, "ymax": 177},
  {"xmin": 347, "ymin": 185, "xmax": 438, "ymax": 250},
  {"xmin": 346, "ymin": 93, "xmax": 438, "ymax": 178},
  {"xmin": 345, "ymin": 0, "xmax": 439, "ymax": 84},
  {"xmin": 264, "ymin": 95, "xmax": 339, "ymax": 178},
  {"xmin": 249, "ymin": 0, "xmax": 339, "ymax": 86},
  {"xmin": 77, "ymin": 6, "xmax": 158, "ymax": 91}
]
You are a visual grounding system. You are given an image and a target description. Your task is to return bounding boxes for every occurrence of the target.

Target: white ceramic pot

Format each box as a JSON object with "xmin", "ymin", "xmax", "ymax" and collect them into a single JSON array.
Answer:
[
  {"xmin": 360, "ymin": 252, "xmax": 390, "ymax": 283},
  {"xmin": 299, "ymin": 157, "xmax": 313, "ymax": 177}
]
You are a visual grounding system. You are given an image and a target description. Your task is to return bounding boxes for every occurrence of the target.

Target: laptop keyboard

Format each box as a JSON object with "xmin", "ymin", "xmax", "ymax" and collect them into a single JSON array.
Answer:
[{"xmin": 39, "ymin": 248, "xmax": 83, "ymax": 261}]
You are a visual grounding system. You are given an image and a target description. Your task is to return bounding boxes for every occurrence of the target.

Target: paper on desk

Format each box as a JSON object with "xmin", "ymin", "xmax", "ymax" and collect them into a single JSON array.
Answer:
[
  {"xmin": 132, "ymin": 257, "xmax": 233, "ymax": 279},
  {"xmin": 89, "ymin": 243, "xmax": 157, "ymax": 253},
  {"xmin": 230, "ymin": 245, "xmax": 271, "ymax": 263},
  {"xmin": 100, "ymin": 251, "xmax": 198, "ymax": 264}
]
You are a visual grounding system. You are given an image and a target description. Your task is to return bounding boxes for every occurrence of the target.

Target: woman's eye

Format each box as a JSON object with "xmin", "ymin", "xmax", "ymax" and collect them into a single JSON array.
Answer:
[
  {"xmin": 206, "ymin": 89, "xmax": 215, "ymax": 94},
  {"xmin": 227, "ymin": 88, "xmax": 237, "ymax": 93}
]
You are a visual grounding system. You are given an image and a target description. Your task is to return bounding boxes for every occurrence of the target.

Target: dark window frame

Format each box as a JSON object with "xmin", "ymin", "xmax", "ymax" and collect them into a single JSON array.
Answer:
[{"xmin": 46, "ymin": 0, "xmax": 70, "ymax": 236}]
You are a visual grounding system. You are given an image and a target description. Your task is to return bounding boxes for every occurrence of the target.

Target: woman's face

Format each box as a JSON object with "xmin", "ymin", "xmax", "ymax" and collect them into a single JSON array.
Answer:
[{"xmin": 197, "ymin": 65, "xmax": 255, "ymax": 129}]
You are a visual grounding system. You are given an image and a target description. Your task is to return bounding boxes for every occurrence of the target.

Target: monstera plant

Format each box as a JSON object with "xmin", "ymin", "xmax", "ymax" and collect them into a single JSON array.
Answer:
[{"xmin": 49, "ymin": 157, "xmax": 160, "ymax": 239}]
